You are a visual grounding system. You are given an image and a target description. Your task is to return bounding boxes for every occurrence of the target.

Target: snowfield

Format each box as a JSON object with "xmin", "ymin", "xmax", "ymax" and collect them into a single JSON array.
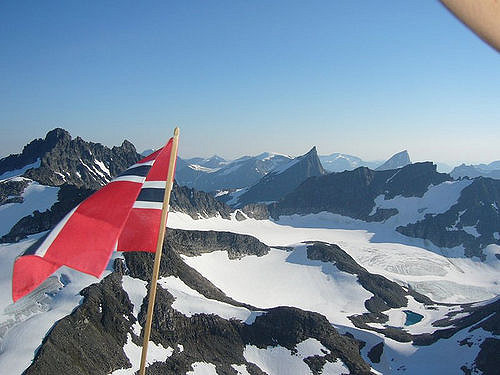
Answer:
[
  {"xmin": 0, "ymin": 206, "xmax": 498, "ymax": 374},
  {"xmin": 0, "ymin": 180, "xmax": 59, "ymax": 236},
  {"xmin": 181, "ymin": 246, "xmax": 372, "ymax": 326},
  {"xmin": 166, "ymin": 211, "xmax": 499, "ymax": 374},
  {"xmin": 157, "ymin": 276, "xmax": 264, "ymax": 324},
  {"xmin": 243, "ymin": 338, "xmax": 349, "ymax": 375},
  {"xmin": 0, "ymin": 160, "xmax": 41, "ymax": 181},
  {"xmin": 168, "ymin": 212, "xmax": 500, "ymax": 304},
  {"xmin": 370, "ymin": 179, "xmax": 473, "ymax": 227}
]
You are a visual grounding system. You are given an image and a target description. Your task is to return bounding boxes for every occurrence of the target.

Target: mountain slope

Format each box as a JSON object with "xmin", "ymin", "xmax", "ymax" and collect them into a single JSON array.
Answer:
[
  {"xmin": 233, "ymin": 147, "xmax": 326, "ymax": 208},
  {"xmin": 175, "ymin": 153, "xmax": 293, "ymax": 193},
  {"xmin": 0, "ymin": 130, "xmax": 235, "ymax": 243}
]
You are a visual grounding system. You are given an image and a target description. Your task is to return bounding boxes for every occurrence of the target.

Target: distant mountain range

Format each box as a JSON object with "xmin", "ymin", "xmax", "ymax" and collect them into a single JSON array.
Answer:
[
  {"xmin": 319, "ymin": 153, "xmax": 379, "ymax": 172},
  {"xmin": 1, "ymin": 130, "xmax": 498, "ymax": 260},
  {"xmin": 174, "ymin": 149, "xmax": 413, "ymax": 194},
  {"xmin": 451, "ymin": 162, "xmax": 500, "ymax": 180},
  {"xmin": 175, "ymin": 152, "xmax": 294, "ymax": 193}
]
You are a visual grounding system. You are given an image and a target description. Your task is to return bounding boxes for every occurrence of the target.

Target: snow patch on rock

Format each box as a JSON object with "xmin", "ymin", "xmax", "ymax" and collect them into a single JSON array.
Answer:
[
  {"xmin": 243, "ymin": 338, "xmax": 345, "ymax": 375},
  {"xmin": 109, "ymin": 333, "xmax": 173, "ymax": 374},
  {"xmin": 0, "ymin": 181, "xmax": 59, "ymax": 236},
  {"xmin": 186, "ymin": 362, "xmax": 218, "ymax": 375},
  {"xmin": 157, "ymin": 276, "xmax": 263, "ymax": 324}
]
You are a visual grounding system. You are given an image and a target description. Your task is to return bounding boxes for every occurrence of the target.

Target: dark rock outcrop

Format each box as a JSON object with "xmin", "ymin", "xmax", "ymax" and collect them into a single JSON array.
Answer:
[
  {"xmin": 24, "ymin": 271, "xmax": 134, "ymax": 375},
  {"xmin": 241, "ymin": 203, "xmax": 270, "ymax": 220},
  {"xmin": 0, "ymin": 178, "xmax": 30, "ymax": 205},
  {"xmin": 238, "ymin": 307, "xmax": 373, "ymax": 375},
  {"xmin": 306, "ymin": 242, "xmax": 432, "ymax": 313},
  {"xmin": 0, "ymin": 128, "xmax": 68, "ymax": 176},
  {"xmin": 367, "ymin": 342, "xmax": 384, "ymax": 363},
  {"xmin": 475, "ymin": 338, "xmax": 500, "ymax": 375},
  {"xmin": 165, "ymin": 228, "xmax": 270, "ymax": 259},
  {"xmin": 170, "ymin": 182, "xmax": 233, "ymax": 219}
]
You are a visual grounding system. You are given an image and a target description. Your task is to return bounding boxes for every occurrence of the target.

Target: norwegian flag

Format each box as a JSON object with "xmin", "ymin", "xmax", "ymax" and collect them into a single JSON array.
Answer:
[{"xmin": 12, "ymin": 138, "xmax": 177, "ymax": 302}]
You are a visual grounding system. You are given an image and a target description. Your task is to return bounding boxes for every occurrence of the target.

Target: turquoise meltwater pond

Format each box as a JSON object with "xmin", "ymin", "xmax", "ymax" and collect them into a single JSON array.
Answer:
[{"xmin": 403, "ymin": 310, "xmax": 424, "ymax": 326}]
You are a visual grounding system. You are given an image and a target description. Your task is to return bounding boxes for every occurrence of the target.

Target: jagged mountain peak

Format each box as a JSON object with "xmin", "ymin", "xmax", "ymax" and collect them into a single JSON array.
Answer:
[
  {"xmin": 231, "ymin": 146, "xmax": 326, "ymax": 207},
  {"xmin": 306, "ymin": 145, "xmax": 317, "ymax": 154},
  {"xmin": 45, "ymin": 127, "xmax": 71, "ymax": 143},
  {"xmin": 271, "ymin": 146, "xmax": 325, "ymax": 176},
  {"xmin": 376, "ymin": 150, "xmax": 411, "ymax": 171},
  {"xmin": 0, "ymin": 128, "xmax": 141, "ymax": 189}
]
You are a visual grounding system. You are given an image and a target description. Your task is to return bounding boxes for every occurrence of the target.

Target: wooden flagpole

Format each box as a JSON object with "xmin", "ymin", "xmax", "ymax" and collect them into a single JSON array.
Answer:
[{"xmin": 139, "ymin": 127, "xmax": 179, "ymax": 375}]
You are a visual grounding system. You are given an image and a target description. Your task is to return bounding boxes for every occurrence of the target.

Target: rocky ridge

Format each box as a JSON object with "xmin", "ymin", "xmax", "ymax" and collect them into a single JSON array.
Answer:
[
  {"xmin": 270, "ymin": 162, "xmax": 450, "ymax": 221},
  {"xmin": 0, "ymin": 128, "xmax": 141, "ymax": 189}
]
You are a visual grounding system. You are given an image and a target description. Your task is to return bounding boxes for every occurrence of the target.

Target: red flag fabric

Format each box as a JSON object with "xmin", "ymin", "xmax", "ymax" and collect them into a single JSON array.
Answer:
[{"xmin": 12, "ymin": 138, "xmax": 177, "ymax": 302}]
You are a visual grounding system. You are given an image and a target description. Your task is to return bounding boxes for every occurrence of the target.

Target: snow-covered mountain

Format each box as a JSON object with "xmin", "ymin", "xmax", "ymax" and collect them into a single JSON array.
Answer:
[
  {"xmin": 375, "ymin": 150, "xmax": 411, "ymax": 171},
  {"xmin": 175, "ymin": 153, "xmax": 293, "ymax": 193},
  {"xmin": 0, "ymin": 128, "xmax": 141, "ymax": 189},
  {"xmin": 451, "ymin": 162, "xmax": 500, "ymax": 180},
  {"xmin": 0, "ymin": 130, "xmax": 499, "ymax": 374},
  {"xmin": 319, "ymin": 153, "xmax": 379, "ymax": 172},
  {"xmin": 183, "ymin": 155, "xmax": 227, "ymax": 170}
]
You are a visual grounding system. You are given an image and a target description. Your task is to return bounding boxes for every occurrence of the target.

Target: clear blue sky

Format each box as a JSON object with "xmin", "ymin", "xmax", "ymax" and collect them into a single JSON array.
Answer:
[{"xmin": 1, "ymin": 0, "xmax": 498, "ymax": 165}]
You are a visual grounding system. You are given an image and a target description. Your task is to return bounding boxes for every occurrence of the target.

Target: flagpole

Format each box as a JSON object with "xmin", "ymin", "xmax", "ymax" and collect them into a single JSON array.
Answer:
[{"xmin": 139, "ymin": 127, "xmax": 179, "ymax": 375}]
